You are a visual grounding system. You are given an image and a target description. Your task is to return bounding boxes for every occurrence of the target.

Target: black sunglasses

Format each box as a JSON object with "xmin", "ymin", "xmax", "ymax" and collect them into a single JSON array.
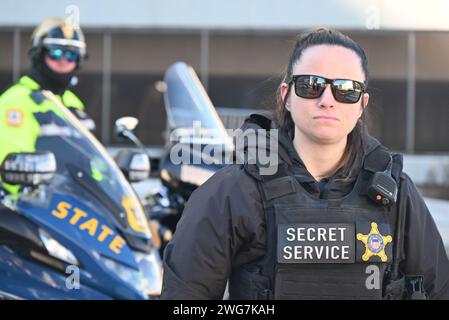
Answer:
[{"xmin": 289, "ymin": 75, "xmax": 366, "ymax": 104}]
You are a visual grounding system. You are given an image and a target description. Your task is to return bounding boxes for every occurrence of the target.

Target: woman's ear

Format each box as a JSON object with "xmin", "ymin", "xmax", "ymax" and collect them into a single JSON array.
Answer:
[
  {"xmin": 281, "ymin": 82, "xmax": 290, "ymax": 111},
  {"xmin": 360, "ymin": 92, "xmax": 369, "ymax": 117}
]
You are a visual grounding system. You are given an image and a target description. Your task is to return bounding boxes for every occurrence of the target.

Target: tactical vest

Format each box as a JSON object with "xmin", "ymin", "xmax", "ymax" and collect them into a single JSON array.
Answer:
[{"xmin": 229, "ymin": 146, "xmax": 403, "ymax": 300}]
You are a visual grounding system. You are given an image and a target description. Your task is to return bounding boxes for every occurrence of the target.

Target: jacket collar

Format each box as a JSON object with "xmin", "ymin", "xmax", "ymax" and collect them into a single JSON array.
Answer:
[{"xmin": 19, "ymin": 75, "xmax": 41, "ymax": 90}]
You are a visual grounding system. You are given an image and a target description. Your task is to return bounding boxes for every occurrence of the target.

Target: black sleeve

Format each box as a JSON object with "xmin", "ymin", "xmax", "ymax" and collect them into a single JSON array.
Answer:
[
  {"xmin": 401, "ymin": 174, "xmax": 449, "ymax": 299},
  {"xmin": 160, "ymin": 165, "xmax": 264, "ymax": 300}
]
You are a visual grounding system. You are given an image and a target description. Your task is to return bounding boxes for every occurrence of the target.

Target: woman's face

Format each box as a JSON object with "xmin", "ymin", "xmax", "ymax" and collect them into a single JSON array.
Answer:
[{"xmin": 281, "ymin": 45, "xmax": 369, "ymax": 145}]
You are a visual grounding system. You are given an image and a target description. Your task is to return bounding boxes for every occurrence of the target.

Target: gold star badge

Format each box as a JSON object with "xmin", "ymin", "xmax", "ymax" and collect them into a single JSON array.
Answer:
[{"xmin": 357, "ymin": 222, "xmax": 392, "ymax": 262}]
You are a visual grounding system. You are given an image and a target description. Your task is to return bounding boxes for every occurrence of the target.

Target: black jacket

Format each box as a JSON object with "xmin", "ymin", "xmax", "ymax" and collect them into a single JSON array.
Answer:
[{"xmin": 161, "ymin": 116, "xmax": 449, "ymax": 300}]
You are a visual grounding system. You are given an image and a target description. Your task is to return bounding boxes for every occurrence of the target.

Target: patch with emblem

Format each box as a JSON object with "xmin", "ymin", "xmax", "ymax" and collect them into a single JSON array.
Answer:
[
  {"xmin": 6, "ymin": 109, "xmax": 24, "ymax": 127},
  {"xmin": 277, "ymin": 223, "xmax": 355, "ymax": 263},
  {"xmin": 357, "ymin": 222, "xmax": 392, "ymax": 262}
]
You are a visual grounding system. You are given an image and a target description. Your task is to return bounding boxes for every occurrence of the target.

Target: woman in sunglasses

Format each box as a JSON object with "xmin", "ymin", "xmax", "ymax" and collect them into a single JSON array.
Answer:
[{"xmin": 161, "ymin": 28, "xmax": 449, "ymax": 300}]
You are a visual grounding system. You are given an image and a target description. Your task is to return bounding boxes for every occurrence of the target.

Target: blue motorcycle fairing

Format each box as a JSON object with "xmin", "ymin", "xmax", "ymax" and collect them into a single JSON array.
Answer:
[
  {"xmin": 12, "ymin": 193, "xmax": 148, "ymax": 299},
  {"xmin": 17, "ymin": 193, "xmax": 139, "ymax": 270},
  {"xmin": 0, "ymin": 245, "xmax": 112, "ymax": 300}
]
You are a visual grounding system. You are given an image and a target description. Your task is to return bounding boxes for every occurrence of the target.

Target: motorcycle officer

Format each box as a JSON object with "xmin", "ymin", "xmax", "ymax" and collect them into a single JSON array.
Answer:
[{"xmin": 0, "ymin": 17, "xmax": 95, "ymax": 193}]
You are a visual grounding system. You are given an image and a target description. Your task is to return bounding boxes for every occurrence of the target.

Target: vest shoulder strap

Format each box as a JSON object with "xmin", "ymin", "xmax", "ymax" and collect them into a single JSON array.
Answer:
[
  {"xmin": 391, "ymin": 154, "xmax": 403, "ymax": 184},
  {"xmin": 363, "ymin": 146, "xmax": 391, "ymax": 173},
  {"xmin": 262, "ymin": 176, "xmax": 296, "ymax": 201},
  {"xmin": 363, "ymin": 146, "xmax": 403, "ymax": 181}
]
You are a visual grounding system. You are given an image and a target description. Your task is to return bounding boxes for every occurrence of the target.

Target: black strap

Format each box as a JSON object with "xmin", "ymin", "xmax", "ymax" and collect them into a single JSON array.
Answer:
[
  {"xmin": 261, "ymin": 176, "xmax": 296, "ymax": 201},
  {"xmin": 363, "ymin": 147, "xmax": 391, "ymax": 173},
  {"xmin": 389, "ymin": 155, "xmax": 404, "ymax": 278},
  {"xmin": 382, "ymin": 154, "xmax": 403, "ymax": 231},
  {"xmin": 257, "ymin": 161, "xmax": 296, "ymax": 204},
  {"xmin": 391, "ymin": 154, "xmax": 403, "ymax": 184}
]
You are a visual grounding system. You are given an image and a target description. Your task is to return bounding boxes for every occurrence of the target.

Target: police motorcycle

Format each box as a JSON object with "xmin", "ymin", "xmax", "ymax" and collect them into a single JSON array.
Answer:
[
  {"xmin": 115, "ymin": 61, "xmax": 234, "ymax": 255},
  {"xmin": 0, "ymin": 91, "xmax": 163, "ymax": 300}
]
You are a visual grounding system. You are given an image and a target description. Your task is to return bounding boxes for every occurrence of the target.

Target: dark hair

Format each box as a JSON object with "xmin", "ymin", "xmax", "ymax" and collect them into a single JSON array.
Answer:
[{"xmin": 276, "ymin": 28, "xmax": 370, "ymax": 179}]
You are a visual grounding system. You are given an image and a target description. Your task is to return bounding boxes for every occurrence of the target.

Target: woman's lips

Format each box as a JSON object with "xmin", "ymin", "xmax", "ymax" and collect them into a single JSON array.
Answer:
[{"xmin": 313, "ymin": 115, "xmax": 339, "ymax": 121}]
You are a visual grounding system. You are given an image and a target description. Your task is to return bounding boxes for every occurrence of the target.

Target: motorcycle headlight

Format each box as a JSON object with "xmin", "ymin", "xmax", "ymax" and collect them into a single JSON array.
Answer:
[
  {"xmin": 38, "ymin": 229, "xmax": 79, "ymax": 266},
  {"xmin": 102, "ymin": 251, "xmax": 163, "ymax": 298}
]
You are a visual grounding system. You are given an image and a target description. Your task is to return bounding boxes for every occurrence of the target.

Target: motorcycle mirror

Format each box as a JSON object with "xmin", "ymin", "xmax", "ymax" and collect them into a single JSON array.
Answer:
[
  {"xmin": 0, "ymin": 151, "xmax": 57, "ymax": 187},
  {"xmin": 115, "ymin": 117, "xmax": 139, "ymax": 137},
  {"xmin": 113, "ymin": 117, "xmax": 151, "ymax": 166},
  {"xmin": 114, "ymin": 150, "xmax": 150, "ymax": 182}
]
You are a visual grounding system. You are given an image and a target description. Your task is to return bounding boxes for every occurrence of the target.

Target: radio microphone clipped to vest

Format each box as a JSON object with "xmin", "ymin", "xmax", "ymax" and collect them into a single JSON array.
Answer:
[{"xmin": 367, "ymin": 156, "xmax": 398, "ymax": 207}]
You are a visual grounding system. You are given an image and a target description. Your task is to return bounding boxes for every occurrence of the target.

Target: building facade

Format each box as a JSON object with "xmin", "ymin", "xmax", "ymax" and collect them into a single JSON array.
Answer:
[{"xmin": 1, "ymin": 0, "xmax": 449, "ymax": 153}]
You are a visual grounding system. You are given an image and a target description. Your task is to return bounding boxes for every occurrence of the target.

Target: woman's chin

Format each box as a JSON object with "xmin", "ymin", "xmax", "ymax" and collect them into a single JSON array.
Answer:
[{"xmin": 309, "ymin": 130, "xmax": 345, "ymax": 145}]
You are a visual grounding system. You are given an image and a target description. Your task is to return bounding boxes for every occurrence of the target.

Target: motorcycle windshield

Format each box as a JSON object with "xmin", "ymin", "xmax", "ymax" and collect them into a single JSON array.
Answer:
[
  {"xmin": 34, "ymin": 91, "xmax": 151, "ymax": 240},
  {"xmin": 163, "ymin": 62, "xmax": 233, "ymax": 147}
]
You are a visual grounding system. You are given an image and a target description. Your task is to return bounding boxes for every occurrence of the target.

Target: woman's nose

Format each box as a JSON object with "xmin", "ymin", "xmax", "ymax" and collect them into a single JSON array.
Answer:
[{"xmin": 317, "ymin": 85, "xmax": 335, "ymax": 108}]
